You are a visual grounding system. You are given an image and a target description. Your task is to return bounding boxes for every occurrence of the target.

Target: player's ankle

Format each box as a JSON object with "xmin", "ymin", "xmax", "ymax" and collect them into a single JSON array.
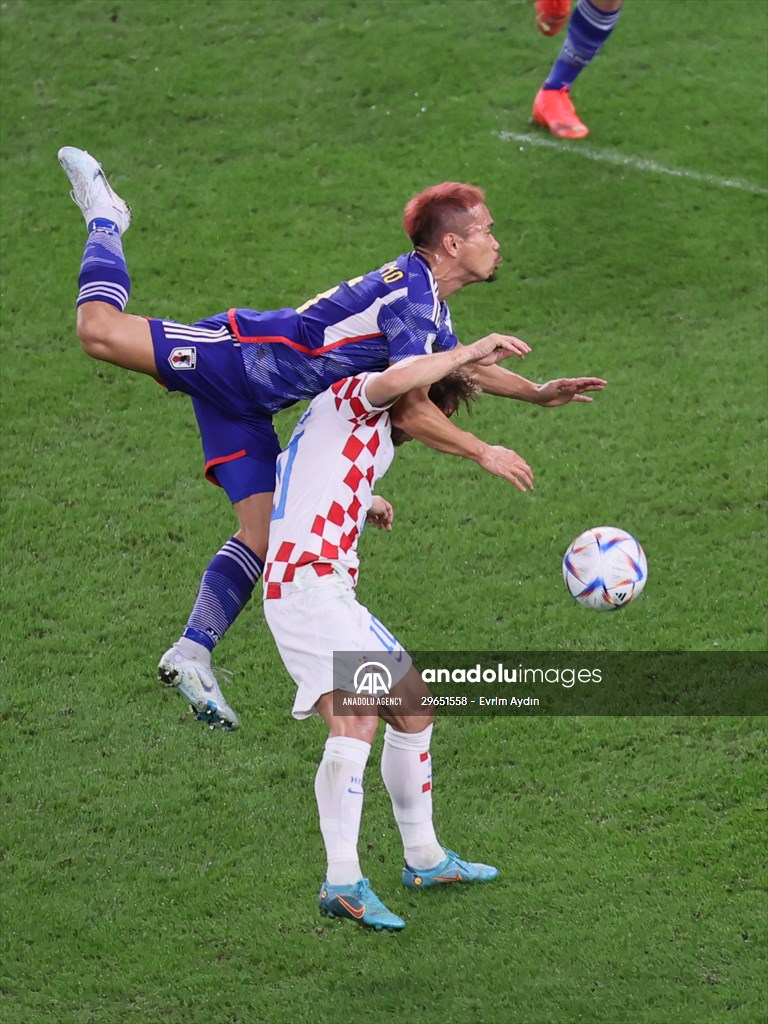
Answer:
[{"xmin": 175, "ymin": 636, "xmax": 212, "ymax": 664}]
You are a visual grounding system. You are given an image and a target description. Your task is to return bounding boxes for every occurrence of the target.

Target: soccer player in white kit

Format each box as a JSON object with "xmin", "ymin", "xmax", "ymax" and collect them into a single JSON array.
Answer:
[{"xmin": 263, "ymin": 335, "xmax": 525, "ymax": 930}]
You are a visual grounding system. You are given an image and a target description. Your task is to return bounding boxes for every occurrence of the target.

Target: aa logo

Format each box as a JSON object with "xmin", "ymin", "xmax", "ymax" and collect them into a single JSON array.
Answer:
[{"xmin": 353, "ymin": 661, "xmax": 393, "ymax": 696}]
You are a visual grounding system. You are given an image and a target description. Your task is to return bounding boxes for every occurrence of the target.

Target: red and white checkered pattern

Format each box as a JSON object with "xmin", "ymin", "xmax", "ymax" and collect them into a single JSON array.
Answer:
[{"xmin": 264, "ymin": 374, "xmax": 394, "ymax": 598}]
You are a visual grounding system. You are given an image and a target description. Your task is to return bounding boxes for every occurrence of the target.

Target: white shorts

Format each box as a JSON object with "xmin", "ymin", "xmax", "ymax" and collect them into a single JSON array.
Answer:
[{"xmin": 263, "ymin": 568, "xmax": 412, "ymax": 720}]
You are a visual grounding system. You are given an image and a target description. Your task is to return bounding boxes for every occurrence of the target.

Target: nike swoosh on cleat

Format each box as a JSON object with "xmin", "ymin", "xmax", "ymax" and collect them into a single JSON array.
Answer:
[
  {"xmin": 336, "ymin": 896, "xmax": 366, "ymax": 919},
  {"xmin": 435, "ymin": 874, "xmax": 464, "ymax": 883}
]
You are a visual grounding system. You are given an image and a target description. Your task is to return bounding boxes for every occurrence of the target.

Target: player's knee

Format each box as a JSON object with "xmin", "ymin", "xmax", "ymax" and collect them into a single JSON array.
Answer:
[
  {"xmin": 331, "ymin": 713, "xmax": 378, "ymax": 744},
  {"xmin": 386, "ymin": 667, "xmax": 433, "ymax": 730},
  {"xmin": 386, "ymin": 710, "xmax": 434, "ymax": 733},
  {"xmin": 76, "ymin": 304, "xmax": 119, "ymax": 361},
  {"xmin": 76, "ymin": 317, "xmax": 101, "ymax": 359},
  {"xmin": 349, "ymin": 715, "xmax": 379, "ymax": 745}
]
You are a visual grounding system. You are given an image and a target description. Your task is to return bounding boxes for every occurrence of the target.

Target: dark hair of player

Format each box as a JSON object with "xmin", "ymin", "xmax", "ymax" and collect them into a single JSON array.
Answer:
[{"xmin": 402, "ymin": 182, "xmax": 486, "ymax": 249}]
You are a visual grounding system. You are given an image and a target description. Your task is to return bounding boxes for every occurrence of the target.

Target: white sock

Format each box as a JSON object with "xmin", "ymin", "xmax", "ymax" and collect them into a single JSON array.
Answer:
[
  {"xmin": 314, "ymin": 735, "xmax": 371, "ymax": 885},
  {"xmin": 175, "ymin": 637, "xmax": 210, "ymax": 665},
  {"xmin": 381, "ymin": 723, "xmax": 444, "ymax": 870}
]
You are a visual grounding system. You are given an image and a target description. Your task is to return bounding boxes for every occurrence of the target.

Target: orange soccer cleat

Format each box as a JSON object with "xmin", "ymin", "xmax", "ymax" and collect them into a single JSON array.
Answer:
[
  {"xmin": 532, "ymin": 85, "xmax": 589, "ymax": 139},
  {"xmin": 534, "ymin": 0, "xmax": 572, "ymax": 36}
]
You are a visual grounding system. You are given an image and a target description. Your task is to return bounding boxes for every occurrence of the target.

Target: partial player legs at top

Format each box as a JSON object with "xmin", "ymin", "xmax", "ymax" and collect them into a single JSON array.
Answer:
[
  {"xmin": 532, "ymin": 0, "xmax": 624, "ymax": 139},
  {"xmin": 535, "ymin": 0, "xmax": 572, "ymax": 37}
]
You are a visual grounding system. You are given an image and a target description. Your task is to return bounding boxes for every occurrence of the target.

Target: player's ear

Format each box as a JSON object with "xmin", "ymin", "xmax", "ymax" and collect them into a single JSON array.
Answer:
[{"xmin": 441, "ymin": 231, "xmax": 461, "ymax": 258}]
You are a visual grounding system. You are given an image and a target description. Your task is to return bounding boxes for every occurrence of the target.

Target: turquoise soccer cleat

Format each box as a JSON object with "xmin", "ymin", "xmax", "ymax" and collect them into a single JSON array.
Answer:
[
  {"xmin": 403, "ymin": 850, "xmax": 499, "ymax": 889},
  {"xmin": 318, "ymin": 878, "xmax": 405, "ymax": 931}
]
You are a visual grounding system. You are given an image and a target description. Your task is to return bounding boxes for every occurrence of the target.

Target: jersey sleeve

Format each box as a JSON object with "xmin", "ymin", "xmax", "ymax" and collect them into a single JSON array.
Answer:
[{"xmin": 329, "ymin": 373, "xmax": 390, "ymax": 423}]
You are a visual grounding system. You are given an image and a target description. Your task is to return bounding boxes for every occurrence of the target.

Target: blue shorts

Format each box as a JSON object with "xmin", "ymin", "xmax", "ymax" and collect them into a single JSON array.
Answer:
[{"xmin": 149, "ymin": 317, "xmax": 280, "ymax": 502}]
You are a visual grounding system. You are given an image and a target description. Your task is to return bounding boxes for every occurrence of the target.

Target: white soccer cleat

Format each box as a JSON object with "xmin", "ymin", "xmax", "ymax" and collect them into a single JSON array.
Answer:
[
  {"xmin": 158, "ymin": 646, "xmax": 241, "ymax": 732},
  {"xmin": 57, "ymin": 146, "xmax": 132, "ymax": 233}
]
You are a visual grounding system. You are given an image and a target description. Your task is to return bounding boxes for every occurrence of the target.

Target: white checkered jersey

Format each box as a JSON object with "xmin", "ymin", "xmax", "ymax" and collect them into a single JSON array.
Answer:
[{"xmin": 264, "ymin": 373, "xmax": 394, "ymax": 598}]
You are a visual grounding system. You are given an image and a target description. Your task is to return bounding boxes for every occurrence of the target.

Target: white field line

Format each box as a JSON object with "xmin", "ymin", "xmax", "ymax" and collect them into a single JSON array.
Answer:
[{"xmin": 497, "ymin": 131, "xmax": 768, "ymax": 196}]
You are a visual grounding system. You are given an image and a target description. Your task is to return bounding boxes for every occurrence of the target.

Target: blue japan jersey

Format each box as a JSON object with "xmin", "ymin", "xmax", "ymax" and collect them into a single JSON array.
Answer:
[{"xmin": 193, "ymin": 251, "xmax": 458, "ymax": 414}]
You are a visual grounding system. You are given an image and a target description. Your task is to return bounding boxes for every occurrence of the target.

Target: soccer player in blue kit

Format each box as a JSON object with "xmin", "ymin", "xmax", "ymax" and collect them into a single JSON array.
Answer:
[{"xmin": 58, "ymin": 147, "xmax": 606, "ymax": 731}]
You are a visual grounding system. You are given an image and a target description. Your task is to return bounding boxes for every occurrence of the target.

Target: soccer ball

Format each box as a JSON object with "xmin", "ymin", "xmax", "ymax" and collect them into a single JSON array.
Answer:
[{"xmin": 562, "ymin": 526, "xmax": 647, "ymax": 611}]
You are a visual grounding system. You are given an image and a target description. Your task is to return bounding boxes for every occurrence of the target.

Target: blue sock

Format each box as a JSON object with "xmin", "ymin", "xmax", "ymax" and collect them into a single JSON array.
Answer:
[
  {"xmin": 183, "ymin": 537, "xmax": 264, "ymax": 653},
  {"xmin": 77, "ymin": 221, "xmax": 131, "ymax": 311},
  {"xmin": 544, "ymin": 0, "xmax": 622, "ymax": 91}
]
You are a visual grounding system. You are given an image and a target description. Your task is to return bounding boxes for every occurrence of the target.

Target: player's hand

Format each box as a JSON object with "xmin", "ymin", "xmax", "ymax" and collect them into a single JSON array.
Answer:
[
  {"xmin": 534, "ymin": 377, "xmax": 607, "ymax": 407},
  {"xmin": 477, "ymin": 445, "xmax": 534, "ymax": 492},
  {"xmin": 367, "ymin": 496, "xmax": 394, "ymax": 531},
  {"xmin": 466, "ymin": 333, "xmax": 531, "ymax": 366}
]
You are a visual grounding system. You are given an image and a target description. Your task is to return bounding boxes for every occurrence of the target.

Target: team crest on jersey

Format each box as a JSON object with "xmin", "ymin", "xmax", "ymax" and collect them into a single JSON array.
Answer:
[{"xmin": 169, "ymin": 346, "xmax": 197, "ymax": 370}]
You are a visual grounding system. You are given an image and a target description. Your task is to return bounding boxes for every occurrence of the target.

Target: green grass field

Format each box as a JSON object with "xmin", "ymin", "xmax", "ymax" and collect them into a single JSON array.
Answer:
[{"xmin": 2, "ymin": 1, "xmax": 767, "ymax": 1022}]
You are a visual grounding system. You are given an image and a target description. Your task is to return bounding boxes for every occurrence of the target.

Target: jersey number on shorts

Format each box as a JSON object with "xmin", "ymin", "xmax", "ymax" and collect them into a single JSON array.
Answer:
[{"xmin": 369, "ymin": 614, "xmax": 403, "ymax": 660}]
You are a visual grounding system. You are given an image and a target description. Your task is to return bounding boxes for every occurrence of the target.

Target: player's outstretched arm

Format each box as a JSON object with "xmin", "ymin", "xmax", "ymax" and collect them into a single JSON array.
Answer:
[
  {"xmin": 471, "ymin": 361, "xmax": 606, "ymax": 406},
  {"xmin": 532, "ymin": 377, "xmax": 607, "ymax": 406},
  {"xmin": 390, "ymin": 388, "xmax": 534, "ymax": 493},
  {"xmin": 365, "ymin": 334, "xmax": 522, "ymax": 409}
]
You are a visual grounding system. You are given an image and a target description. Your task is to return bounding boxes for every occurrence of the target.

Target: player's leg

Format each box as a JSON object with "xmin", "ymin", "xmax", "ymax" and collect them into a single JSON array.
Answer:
[
  {"xmin": 58, "ymin": 147, "xmax": 158, "ymax": 376},
  {"xmin": 380, "ymin": 670, "xmax": 499, "ymax": 889},
  {"xmin": 158, "ymin": 410, "xmax": 281, "ymax": 731},
  {"xmin": 313, "ymin": 694, "xmax": 405, "ymax": 931},
  {"xmin": 77, "ymin": 305, "xmax": 157, "ymax": 376},
  {"xmin": 263, "ymin": 582, "xmax": 409, "ymax": 930},
  {"xmin": 314, "ymin": 693, "xmax": 378, "ymax": 886},
  {"xmin": 532, "ymin": 0, "xmax": 624, "ymax": 139},
  {"xmin": 535, "ymin": 0, "xmax": 572, "ymax": 37},
  {"xmin": 158, "ymin": 492, "xmax": 270, "ymax": 732}
]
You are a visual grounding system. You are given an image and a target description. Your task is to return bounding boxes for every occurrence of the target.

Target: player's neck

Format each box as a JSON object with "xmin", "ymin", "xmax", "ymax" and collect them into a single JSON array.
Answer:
[{"xmin": 417, "ymin": 249, "xmax": 464, "ymax": 300}]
